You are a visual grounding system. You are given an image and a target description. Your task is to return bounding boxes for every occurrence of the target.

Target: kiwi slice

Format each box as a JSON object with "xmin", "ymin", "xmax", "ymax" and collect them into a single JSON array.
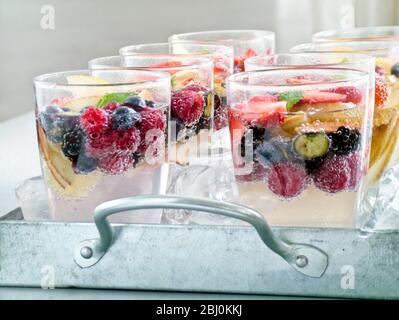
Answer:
[{"xmin": 294, "ymin": 132, "xmax": 330, "ymax": 159}]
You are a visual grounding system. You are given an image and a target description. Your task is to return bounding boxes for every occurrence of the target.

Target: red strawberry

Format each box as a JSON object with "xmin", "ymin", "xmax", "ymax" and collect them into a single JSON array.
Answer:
[
  {"xmin": 313, "ymin": 155, "xmax": 350, "ymax": 193},
  {"xmin": 299, "ymin": 91, "xmax": 346, "ymax": 105},
  {"xmin": 375, "ymin": 76, "xmax": 389, "ymax": 107},
  {"xmin": 150, "ymin": 61, "xmax": 183, "ymax": 68},
  {"xmin": 80, "ymin": 107, "xmax": 109, "ymax": 135},
  {"xmin": 171, "ymin": 89, "xmax": 204, "ymax": 125},
  {"xmin": 325, "ymin": 86, "xmax": 362, "ymax": 104},
  {"xmin": 267, "ymin": 162, "xmax": 309, "ymax": 198},
  {"xmin": 234, "ymin": 48, "xmax": 258, "ymax": 72},
  {"xmin": 244, "ymin": 99, "xmax": 287, "ymax": 126},
  {"xmin": 98, "ymin": 153, "xmax": 134, "ymax": 174},
  {"xmin": 249, "ymin": 94, "xmax": 279, "ymax": 104}
]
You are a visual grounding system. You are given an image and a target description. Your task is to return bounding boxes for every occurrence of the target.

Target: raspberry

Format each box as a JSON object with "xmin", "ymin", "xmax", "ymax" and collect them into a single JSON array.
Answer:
[
  {"xmin": 326, "ymin": 86, "xmax": 363, "ymax": 104},
  {"xmin": 235, "ymin": 162, "xmax": 268, "ymax": 183},
  {"xmin": 347, "ymin": 152, "xmax": 362, "ymax": 191},
  {"xmin": 313, "ymin": 155, "xmax": 350, "ymax": 193},
  {"xmin": 98, "ymin": 153, "xmax": 134, "ymax": 174},
  {"xmin": 80, "ymin": 107, "xmax": 108, "ymax": 135},
  {"xmin": 103, "ymin": 102, "xmax": 119, "ymax": 114},
  {"xmin": 267, "ymin": 163, "xmax": 309, "ymax": 198},
  {"xmin": 375, "ymin": 77, "xmax": 389, "ymax": 107},
  {"xmin": 171, "ymin": 89, "xmax": 204, "ymax": 125},
  {"xmin": 111, "ymin": 128, "xmax": 140, "ymax": 152},
  {"xmin": 86, "ymin": 128, "xmax": 140, "ymax": 157},
  {"xmin": 183, "ymin": 84, "xmax": 207, "ymax": 92},
  {"xmin": 138, "ymin": 107, "xmax": 166, "ymax": 153}
]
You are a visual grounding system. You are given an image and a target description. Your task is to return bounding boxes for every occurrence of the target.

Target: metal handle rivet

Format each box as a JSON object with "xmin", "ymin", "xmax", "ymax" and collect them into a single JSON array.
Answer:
[
  {"xmin": 296, "ymin": 255, "xmax": 308, "ymax": 268},
  {"xmin": 80, "ymin": 246, "xmax": 93, "ymax": 259}
]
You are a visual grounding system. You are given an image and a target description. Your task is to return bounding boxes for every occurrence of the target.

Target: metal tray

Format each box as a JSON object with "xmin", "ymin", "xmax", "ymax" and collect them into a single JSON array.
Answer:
[{"xmin": 0, "ymin": 195, "xmax": 397, "ymax": 299}]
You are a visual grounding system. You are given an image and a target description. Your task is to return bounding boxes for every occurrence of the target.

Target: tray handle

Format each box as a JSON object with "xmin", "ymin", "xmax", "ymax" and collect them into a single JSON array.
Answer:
[{"xmin": 74, "ymin": 195, "xmax": 328, "ymax": 277}]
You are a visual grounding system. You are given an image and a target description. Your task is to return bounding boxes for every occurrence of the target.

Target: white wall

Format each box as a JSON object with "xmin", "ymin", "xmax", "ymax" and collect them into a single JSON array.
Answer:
[{"xmin": 0, "ymin": 0, "xmax": 397, "ymax": 121}]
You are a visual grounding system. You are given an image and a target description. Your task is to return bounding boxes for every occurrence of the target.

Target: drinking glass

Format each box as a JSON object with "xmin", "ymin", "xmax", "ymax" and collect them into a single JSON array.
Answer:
[
  {"xmin": 291, "ymin": 41, "xmax": 399, "ymax": 187},
  {"xmin": 34, "ymin": 69, "xmax": 171, "ymax": 223},
  {"xmin": 169, "ymin": 30, "xmax": 275, "ymax": 73},
  {"xmin": 227, "ymin": 68, "xmax": 371, "ymax": 227}
]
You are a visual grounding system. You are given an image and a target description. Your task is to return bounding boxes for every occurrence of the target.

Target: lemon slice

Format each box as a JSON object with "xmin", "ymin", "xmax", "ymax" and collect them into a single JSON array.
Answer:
[{"xmin": 66, "ymin": 75, "xmax": 110, "ymax": 85}]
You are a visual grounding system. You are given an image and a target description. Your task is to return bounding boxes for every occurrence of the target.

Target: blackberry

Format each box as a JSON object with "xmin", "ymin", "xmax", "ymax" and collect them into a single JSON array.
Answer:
[
  {"xmin": 305, "ymin": 156, "xmax": 327, "ymax": 174},
  {"xmin": 145, "ymin": 100, "xmax": 156, "ymax": 108},
  {"xmin": 240, "ymin": 126, "xmax": 266, "ymax": 158},
  {"xmin": 329, "ymin": 126, "xmax": 360, "ymax": 155},
  {"xmin": 62, "ymin": 127, "xmax": 84, "ymax": 160}
]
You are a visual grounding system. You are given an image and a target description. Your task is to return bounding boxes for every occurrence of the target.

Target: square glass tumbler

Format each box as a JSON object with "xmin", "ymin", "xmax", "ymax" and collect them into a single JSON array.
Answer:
[
  {"xmin": 169, "ymin": 30, "xmax": 275, "ymax": 73},
  {"xmin": 34, "ymin": 69, "xmax": 171, "ymax": 223},
  {"xmin": 226, "ymin": 68, "xmax": 371, "ymax": 228}
]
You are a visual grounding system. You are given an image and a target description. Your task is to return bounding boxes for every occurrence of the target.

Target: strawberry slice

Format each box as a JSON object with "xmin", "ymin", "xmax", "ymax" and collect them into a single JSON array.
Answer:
[
  {"xmin": 150, "ymin": 61, "xmax": 183, "ymax": 68},
  {"xmin": 244, "ymin": 100, "xmax": 287, "ymax": 126},
  {"xmin": 324, "ymin": 86, "xmax": 362, "ymax": 104},
  {"xmin": 299, "ymin": 91, "xmax": 346, "ymax": 105},
  {"xmin": 248, "ymin": 94, "xmax": 279, "ymax": 105},
  {"xmin": 242, "ymin": 48, "xmax": 257, "ymax": 60},
  {"xmin": 286, "ymin": 75, "xmax": 330, "ymax": 85}
]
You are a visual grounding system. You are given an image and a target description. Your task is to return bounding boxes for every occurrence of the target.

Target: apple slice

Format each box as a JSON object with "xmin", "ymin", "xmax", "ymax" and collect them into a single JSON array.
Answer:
[
  {"xmin": 171, "ymin": 69, "xmax": 202, "ymax": 90},
  {"xmin": 66, "ymin": 75, "xmax": 110, "ymax": 98}
]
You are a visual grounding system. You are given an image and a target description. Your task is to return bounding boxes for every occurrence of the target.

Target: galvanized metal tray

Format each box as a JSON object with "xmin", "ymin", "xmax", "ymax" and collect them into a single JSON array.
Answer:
[{"xmin": 0, "ymin": 195, "xmax": 397, "ymax": 299}]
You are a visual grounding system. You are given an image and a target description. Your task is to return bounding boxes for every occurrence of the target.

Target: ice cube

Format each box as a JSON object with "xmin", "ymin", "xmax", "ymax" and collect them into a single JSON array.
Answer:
[
  {"xmin": 163, "ymin": 164, "xmax": 244, "ymax": 225},
  {"xmin": 14, "ymin": 176, "xmax": 51, "ymax": 221},
  {"xmin": 360, "ymin": 161, "xmax": 399, "ymax": 231}
]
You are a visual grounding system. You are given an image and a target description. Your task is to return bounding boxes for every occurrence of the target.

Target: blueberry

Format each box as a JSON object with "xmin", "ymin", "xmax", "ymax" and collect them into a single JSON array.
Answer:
[
  {"xmin": 145, "ymin": 100, "xmax": 156, "ymax": 108},
  {"xmin": 39, "ymin": 106, "xmax": 69, "ymax": 143},
  {"xmin": 256, "ymin": 142, "xmax": 282, "ymax": 166},
  {"xmin": 123, "ymin": 95, "xmax": 146, "ymax": 110},
  {"xmin": 74, "ymin": 152, "xmax": 97, "ymax": 174},
  {"xmin": 391, "ymin": 63, "xmax": 399, "ymax": 77},
  {"xmin": 255, "ymin": 138, "xmax": 297, "ymax": 166},
  {"xmin": 45, "ymin": 105, "xmax": 64, "ymax": 114},
  {"xmin": 62, "ymin": 127, "xmax": 83, "ymax": 159},
  {"xmin": 112, "ymin": 107, "xmax": 142, "ymax": 130}
]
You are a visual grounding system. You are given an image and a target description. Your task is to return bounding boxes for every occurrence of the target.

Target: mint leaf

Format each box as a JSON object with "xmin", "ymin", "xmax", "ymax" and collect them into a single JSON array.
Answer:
[
  {"xmin": 97, "ymin": 92, "xmax": 136, "ymax": 108},
  {"xmin": 332, "ymin": 74, "xmax": 347, "ymax": 80},
  {"xmin": 279, "ymin": 91, "xmax": 303, "ymax": 110}
]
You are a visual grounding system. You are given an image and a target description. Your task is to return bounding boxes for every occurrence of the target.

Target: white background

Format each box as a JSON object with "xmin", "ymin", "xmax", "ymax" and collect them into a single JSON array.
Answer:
[{"xmin": 0, "ymin": 0, "xmax": 398, "ymax": 122}]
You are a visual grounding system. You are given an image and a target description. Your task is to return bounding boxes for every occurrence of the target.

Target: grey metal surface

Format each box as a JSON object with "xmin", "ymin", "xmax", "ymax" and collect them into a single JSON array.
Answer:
[
  {"xmin": 74, "ymin": 195, "xmax": 327, "ymax": 278},
  {"xmin": 0, "ymin": 220, "xmax": 398, "ymax": 299},
  {"xmin": 0, "ymin": 287, "xmax": 314, "ymax": 300}
]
